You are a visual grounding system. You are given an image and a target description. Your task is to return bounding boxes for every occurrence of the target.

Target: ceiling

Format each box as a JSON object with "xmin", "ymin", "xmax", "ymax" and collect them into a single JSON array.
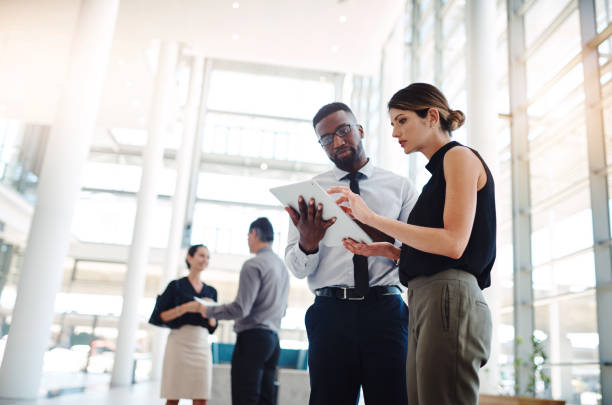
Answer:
[{"xmin": 0, "ymin": 0, "xmax": 404, "ymax": 129}]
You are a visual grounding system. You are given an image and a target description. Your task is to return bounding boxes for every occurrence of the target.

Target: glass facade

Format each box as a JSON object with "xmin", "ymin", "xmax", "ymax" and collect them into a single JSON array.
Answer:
[{"xmin": 0, "ymin": 1, "xmax": 610, "ymax": 403}]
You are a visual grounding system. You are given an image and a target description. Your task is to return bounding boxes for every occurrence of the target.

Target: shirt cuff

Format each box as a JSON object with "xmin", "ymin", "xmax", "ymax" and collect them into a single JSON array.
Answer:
[
  {"xmin": 206, "ymin": 305, "xmax": 221, "ymax": 318},
  {"xmin": 295, "ymin": 244, "xmax": 320, "ymax": 266}
]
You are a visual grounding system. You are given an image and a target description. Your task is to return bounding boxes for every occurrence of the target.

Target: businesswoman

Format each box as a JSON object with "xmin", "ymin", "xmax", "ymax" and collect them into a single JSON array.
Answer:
[
  {"xmin": 329, "ymin": 82, "xmax": 495, "ymax": 405},
  {"xmin": 149, "ymin": 244, "xmax": 218, "ymax": 405}
]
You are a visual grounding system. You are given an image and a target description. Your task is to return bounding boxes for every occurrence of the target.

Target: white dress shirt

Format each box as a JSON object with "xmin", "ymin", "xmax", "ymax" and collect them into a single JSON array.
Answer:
[{"xmin": 285, "ymin": 159, "xmax": 419, "ymax": 292}]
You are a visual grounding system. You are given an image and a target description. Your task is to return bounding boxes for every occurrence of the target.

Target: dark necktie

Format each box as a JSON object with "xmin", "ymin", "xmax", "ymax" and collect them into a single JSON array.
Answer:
[{"xmin": 348, "ymin": 172, "xmax": 369, "ymax": 297}]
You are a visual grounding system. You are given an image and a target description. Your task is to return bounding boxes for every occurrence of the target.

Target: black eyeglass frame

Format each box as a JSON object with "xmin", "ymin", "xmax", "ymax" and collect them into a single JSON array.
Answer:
[{"xmin": 317, "ymin": 123, "xmax": 359, "ymax": 146}]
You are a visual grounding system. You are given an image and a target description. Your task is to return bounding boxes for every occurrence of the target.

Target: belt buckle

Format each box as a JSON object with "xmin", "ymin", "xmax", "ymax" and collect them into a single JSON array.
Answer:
[
  {"xmin": 338, "ymin": 287, "xmax": 365, "ymax": 300},
  {"xmin": 345, "ymin": 287, "xmax": 365, "ymax": 300}
]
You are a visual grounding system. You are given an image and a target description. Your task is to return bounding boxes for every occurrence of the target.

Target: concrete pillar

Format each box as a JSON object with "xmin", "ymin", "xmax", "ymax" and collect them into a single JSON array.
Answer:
[
  {"xmin": 150, "ymin": 55, "xmax": 204, "ymax": 381},
  {"xmin": 466, "ymin": 0, "xmax": 499, "ymax": 394},
  {"xmin": 0, "ymin": 0, "xmax": 119, "ymax": 399},
  {"xmin": 111, "ymin": 40, "xmax": 179, "ymax": 387}
]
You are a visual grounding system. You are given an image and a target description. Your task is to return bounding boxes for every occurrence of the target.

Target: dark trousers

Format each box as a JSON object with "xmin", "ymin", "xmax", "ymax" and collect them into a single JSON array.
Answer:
[
  {"xmin": 305, "ymin": 294, "xmax": 409, "ymax": 405},
  {"xmin": 231, "ymin": 328, "xmax": 280, "ymax": 405}
]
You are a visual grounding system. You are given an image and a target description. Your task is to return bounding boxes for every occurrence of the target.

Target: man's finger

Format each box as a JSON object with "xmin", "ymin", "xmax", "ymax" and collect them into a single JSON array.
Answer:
[
  {"xmin": 285, "ymin": 206, "xmax": 299, "ymax": 226},
  {"xmin": 307, "ymin": 198, "xmax": 315, "ymax": 221},
  {"xmin": 314, "ymin": 203, "xmax": 323, "ymax": 225},
  {"xmin": 297, "ymin": 196, "xmax": 308, "ymax": 220},
  {"xmin": 322, "ymin": 217, "xmax": 337, "ymax": 230}
]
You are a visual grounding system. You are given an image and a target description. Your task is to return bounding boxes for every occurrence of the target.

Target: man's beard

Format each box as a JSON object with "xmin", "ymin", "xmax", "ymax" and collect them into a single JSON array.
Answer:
[{"xmin": 330, "ymin": 144, "xmax": 363, "ymax": 171}]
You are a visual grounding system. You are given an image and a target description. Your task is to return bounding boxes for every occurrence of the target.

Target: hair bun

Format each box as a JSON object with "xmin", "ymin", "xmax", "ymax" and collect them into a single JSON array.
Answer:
[{"xmin": 447, "ymin": 109, "xmax": 465, "ymax": 131}]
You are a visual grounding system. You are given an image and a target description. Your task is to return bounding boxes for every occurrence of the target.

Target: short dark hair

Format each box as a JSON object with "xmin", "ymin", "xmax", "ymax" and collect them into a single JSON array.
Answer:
[
  {"xmin": 312, "ymin": 102, "xmax": 356, "ymax": 128},
  {"xmin": 185, "ymin": 244, "xmax": 207, "ymax": 269},
  {"xmin": 249, "ymin": 217, "xmax": 274, "ymax": 243}
]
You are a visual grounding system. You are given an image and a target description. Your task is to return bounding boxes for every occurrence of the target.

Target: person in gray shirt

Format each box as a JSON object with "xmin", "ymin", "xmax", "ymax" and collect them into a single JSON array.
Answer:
[{"xmin": 203, "ymin": 217, "xmax": 289, "ymax": 405}]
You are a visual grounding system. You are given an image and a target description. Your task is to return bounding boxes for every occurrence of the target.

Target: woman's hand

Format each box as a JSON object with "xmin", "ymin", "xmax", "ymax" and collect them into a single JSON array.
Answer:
[
  {"xmin": 183, "ymin": 300, "xmax": 201, "ymax": 313},
  {"xmin": 327, "ymin": 186, "xmax": 377, "ymax": 225},
  {"xmin": 342, "ymin": 239, "xmax": 400, "ymax": 260}
]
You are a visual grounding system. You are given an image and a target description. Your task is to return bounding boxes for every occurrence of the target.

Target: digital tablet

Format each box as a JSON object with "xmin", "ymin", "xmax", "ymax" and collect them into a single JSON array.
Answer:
[{"xmin": 270, "ymin": 180, "xmax": 373, "ymax": 247}]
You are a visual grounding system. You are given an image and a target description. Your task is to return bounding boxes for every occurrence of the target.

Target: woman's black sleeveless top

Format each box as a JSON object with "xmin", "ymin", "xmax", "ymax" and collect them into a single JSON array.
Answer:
[{"xmin": 399, "ymin": 141, "xmax": 496, "ymax": 290}]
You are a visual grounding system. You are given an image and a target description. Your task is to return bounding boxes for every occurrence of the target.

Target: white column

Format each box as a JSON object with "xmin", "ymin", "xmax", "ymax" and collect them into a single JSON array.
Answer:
[
  {"xmin": 0, "ymin": 0, "xmax": 119, "ymax": 399},
  {"xmin": 466, "ymin": 0, "xmax": 499, "ymax": 394},
  {"xmin": 150, "ymin": 55, "xmax": 204, "ymax": 381},
  {"xmin": 111, "ymin": 40, "xmax": 179, "ymax": 387},
  {"xmin": 377, "ymin": 15, "xmax": 409, "ymax": 176}
]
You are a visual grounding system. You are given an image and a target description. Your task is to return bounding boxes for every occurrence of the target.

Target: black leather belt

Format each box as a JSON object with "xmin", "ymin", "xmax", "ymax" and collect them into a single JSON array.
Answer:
[{"xmin": 315, "ymin": 285, "xmax": 402, "ymax": 300}]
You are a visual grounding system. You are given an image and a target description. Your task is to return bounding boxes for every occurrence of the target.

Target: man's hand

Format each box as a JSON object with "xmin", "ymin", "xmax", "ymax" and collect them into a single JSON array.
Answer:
[
  {"xmin": 285, "ymin": 196, "xmax": 336, "ymax": 254},
  {"xmin": 198, "ymin": 303, "xmax": 208, "ymax": 318}
]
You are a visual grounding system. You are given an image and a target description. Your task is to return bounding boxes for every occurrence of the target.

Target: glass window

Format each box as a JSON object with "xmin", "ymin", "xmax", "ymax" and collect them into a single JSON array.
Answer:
[
  {"xmin": 546, "ymin": 364, "xmax": 601, "ymax": 404},
  {"xmin": 524, "ymin": 0, "xmax": 575, "ymax": 49},
  {"xmin": 596, "ymin": 0, "xmax": 612, "ymax": 33},
  {"xmin": 81, "ymin": 161, "xmax": 178, "ymax": 197},
  {"xmin": 525, "ymin": 10, "xmax": 581, "ymax": 100},
  {"xmin": 533, "ymin": 293, "xmax": 600, "ymax": 403},
  {"xmin": 201, "ymin": 112, "xmax": 329, "ymax": 165},
  {"xmin": 498, "ymin": 310, "xmax": 515, "ymax": 396},
  {"xmin": 197, "ymin": 171, "xmax": 309, "ymax": 206},
  {"xmin": 528, "ymin": 84, "xmax": 588, "ymax": 210},
  {"xmin": 206, "ymin": 70, "xmax": 335, "ymax": 120},
  {"xmin": 598, "ymin": 40, "xmax": 612, "ymax": 237},
  {"xmin": 191, "ymin": 202, "xmax": 288, "ymax": 257},
  {"xmin": 71, "ymin": 193, "xmax": 172, "ymax": 248},
  {"xmin": 534, "ymin": 293, "xmax": 599, "ymax": 364}
]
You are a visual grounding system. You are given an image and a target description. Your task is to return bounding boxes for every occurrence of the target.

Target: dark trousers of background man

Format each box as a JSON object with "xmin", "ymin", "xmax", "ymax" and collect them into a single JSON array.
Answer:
[
  {"xmin": 306, "ymin": 294, "xmax": 409, "ymax": 405},
  {"xmin": 231, "ymin": 328, "xmax": 280, "ymax": 405}
]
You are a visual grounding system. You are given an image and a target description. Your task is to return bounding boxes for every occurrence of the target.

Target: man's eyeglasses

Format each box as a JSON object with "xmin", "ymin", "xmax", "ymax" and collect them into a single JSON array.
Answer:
[{"xmin": 318, "ymin": 123, "xmax": 357, "ymax": 146}]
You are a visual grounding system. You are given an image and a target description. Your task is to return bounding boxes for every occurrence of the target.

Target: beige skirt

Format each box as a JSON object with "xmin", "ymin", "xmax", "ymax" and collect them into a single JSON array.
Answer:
[{"xmin": 161, "ymin": 325, "xmax": 212, "ymax": 400}]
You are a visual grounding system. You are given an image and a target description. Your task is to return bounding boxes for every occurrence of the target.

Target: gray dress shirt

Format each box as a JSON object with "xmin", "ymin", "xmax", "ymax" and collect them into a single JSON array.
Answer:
[
  {"xmin": 207, "ymin": 246, "xmax": 289, "ymax": 334},
  {"xmin": 285, "ymin": 160, "xmax": 418, "ymax": 292}
]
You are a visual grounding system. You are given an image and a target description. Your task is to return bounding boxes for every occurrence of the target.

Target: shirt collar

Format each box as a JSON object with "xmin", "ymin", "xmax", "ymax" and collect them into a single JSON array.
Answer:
[
  {"xmin": 256, "ymin": 246, "xmax": 273, "ymax": 255},
  {"xmin": 332, "ymin": 158, "xmax": 374, "ymax": 181},
  {"xmin": 425, "ymin": 141, "xmax": 460, "ymax": 173}
]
